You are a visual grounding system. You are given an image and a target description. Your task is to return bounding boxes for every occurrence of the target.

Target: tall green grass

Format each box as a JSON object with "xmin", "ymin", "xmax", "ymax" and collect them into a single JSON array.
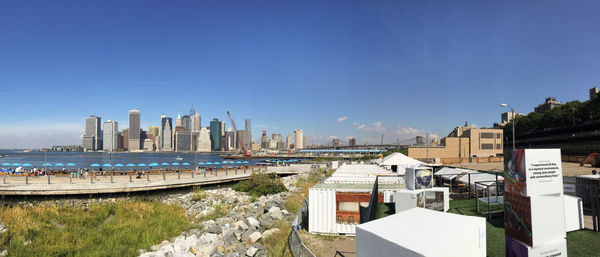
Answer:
[{"xmin": 0, "ymin": 201, "xmax": 192, "ymax": 257}]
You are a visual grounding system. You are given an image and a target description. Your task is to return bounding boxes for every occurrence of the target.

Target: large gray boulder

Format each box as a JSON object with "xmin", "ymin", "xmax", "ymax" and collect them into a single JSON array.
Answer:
[
  {"xmin": 248, "ymin": 231, "xmax": 262, "ymax": 244},
  {"xmin": 246, "ymin": 217, "xmax": 260, "ymax": 229},
  {"xmin": 268, "ymin": 206, "xmax": 283, "ymax": 220}
]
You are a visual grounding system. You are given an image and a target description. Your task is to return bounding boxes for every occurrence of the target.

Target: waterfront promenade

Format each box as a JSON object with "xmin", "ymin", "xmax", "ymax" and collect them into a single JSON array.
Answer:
[{"xmin": 0, "ymin": 166, "xmax": 299, "ymax": 195}]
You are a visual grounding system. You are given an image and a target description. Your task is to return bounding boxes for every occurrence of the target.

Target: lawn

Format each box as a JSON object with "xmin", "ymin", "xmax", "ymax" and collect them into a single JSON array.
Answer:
[
  {"xmin": 0, "ymin": 201, "xmax": 193, "ymax": 257},
  {"xmin": 449, "ymin": 199, "xmax": 600, "ymax": 257}
]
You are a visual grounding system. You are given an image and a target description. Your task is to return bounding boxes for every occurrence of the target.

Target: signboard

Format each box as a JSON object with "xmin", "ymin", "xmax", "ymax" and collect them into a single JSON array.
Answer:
[
  {"xmin": 505, "ymin": 149, "xmax": 563, "ymax": 197},
  {"xmin": 406, "ymin": 167, "xmax": 433, "ymax": 190},
  {"xmin": 505, "ymin": 149, "xmax": 567, "ymax": 253}
]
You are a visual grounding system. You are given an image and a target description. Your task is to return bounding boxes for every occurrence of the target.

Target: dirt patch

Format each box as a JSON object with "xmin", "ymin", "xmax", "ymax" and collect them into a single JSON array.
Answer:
[{"xmin": 298, "ymin": 230, "xmax": 356, "ymax": 257}]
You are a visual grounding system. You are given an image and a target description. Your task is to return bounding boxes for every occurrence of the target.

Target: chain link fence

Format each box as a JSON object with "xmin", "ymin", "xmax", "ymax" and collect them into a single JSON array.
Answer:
[{"xmin": 288, "ymin": 199, "xmax": 316, "ymax": 257}]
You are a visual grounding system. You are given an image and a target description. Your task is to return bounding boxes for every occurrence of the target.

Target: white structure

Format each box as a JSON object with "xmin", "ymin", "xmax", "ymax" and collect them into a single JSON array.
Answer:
[
  {"xmin": 434, "ymin": 167, "xmax": 479, "ymax": 184},
  {"xmin": 102, "ymin": 120, "xmax": 118, "ymax": 151},
  {"xmin": 308, "ymin": 182, "xmax": 404, "ymax": 235},
  {"xmin": 373, "ymin": 152, "xmax": 424, "ymax": 175},
  {"xmin": 356, "ymin": 208, "xmax": 486, "ymax": 257},
  {"xmin": 457, "ymin": 172, "xmax": 504, "ymax": 195},
  {"xmin": 394, "ymin": 187, "xmax": 449, "ymax": 213},
  {"xmin": 196, "ymin": 127, "xmax": 211, "ymax": 152},
  {"xmin": 294, "ymin": 129, "xmax": 303, "ymax": 149}
]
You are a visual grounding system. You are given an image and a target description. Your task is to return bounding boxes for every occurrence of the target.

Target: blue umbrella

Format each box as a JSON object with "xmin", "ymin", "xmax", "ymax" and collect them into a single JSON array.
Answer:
[
  {"xmin": 222, "ymin": 161, "xmax": 229, "ymax": 164},
  {"xmin": 1, "ymin": 163, "xmax": 11, "ymax": 166},
  {"xmin": 161, "ymin": 162, "xmax": 170, "ymax": 166},
  {"xmin": 181, "ymin": 162, "xmax": 190, "ymax": 166},
  {"xmin": 90, "ymin": 163, "xmax": 100, "ymax": 167},
  {"xmin": 102, "ymin": 163, "xmax": 112, "ymax": 167},
  {"xmin": 197, "ymin": 162, "xmax": 205, "ymax": 165},
  {"xmin": 126, "ymin": 163, "xmax": 136, "ymax": 167},
  {"xmin": 137, "ymin": 163, "xmax": 147, "ymax": 167},
  {"xmin": 12, "ymin": 163, "xmax": 21, "ymax": 166},
  {"xmin": 115, "ymin": 163, "xmax": 124, "ymax": 167},
  {"xmin": 235, "ymin": 161, "xmax": 242, "ymax": 164},
  {"xmin": 205, "ymin": 162, "xmax": 213, "ymax": 165},
  {"xmin": 43, "ymin": 163, "xmax": 53, "ymax": 166},
  {"xmin": 55, "ymin": 163, "xmax": 65, "ymax": 166},
  {"xmin": 171, "ymin": 162, "xmax": 180, "ymax": 166},
  {"xmin": 213, "ymin": 162, "xmax": 221, "ymax": 165},
  {"xmin": 22, "ymin": 163, "xmax": 32, "ymax": 167},
  {"xmin": 242, "ymin": 161, "xmax": 249, "ymax": 164},
  {"xmin": 149, "ymin": 163, "xmax": 159, "ymax": 167},
  {"xmin": 66, "ymin": 163, "xmax": 76, "ymax": 166}
]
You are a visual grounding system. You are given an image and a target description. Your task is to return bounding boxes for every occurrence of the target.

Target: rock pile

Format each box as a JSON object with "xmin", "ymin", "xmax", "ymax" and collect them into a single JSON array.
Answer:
[{"xmin": 139, "ymin": 174, "xmax": 303, "ymax": 257}]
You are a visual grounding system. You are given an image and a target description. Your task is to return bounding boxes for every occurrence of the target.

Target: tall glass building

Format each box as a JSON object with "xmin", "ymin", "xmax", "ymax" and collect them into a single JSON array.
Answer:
[{"xmin": 210, "ymin": 118, "xmax": 222, "ymax": 151}]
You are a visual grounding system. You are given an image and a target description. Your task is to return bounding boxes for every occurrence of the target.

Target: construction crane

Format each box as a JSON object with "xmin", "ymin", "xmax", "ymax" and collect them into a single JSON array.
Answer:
[{"xmin": 226, "ymin": 111, "xmax": 251, "ymax": 156}]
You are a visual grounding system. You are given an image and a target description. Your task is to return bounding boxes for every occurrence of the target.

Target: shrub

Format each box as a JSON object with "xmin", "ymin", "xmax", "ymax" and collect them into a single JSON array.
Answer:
[
  {"xmin": 233, "ymin": 173, "xmax": 288, "ymax": 197},
  {"xmin": 199, "ymin": 204, "xmax": 228, "ymax": 222},
  {"xmin": 191, "ymin": 189, "xmax": 207, "ymax": 201}
]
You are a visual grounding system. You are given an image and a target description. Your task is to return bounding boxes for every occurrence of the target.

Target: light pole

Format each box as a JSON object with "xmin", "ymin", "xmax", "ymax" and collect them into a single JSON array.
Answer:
[{"xmin": 500, "ymin": 104, "xmax": 516, "ymax": 150}]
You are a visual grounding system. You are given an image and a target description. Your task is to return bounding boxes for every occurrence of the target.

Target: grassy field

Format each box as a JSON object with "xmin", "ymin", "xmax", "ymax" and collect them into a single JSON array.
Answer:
[
  {"xmin": 0, "ymin": 201, "xmax": 192, "ymax": 257},
  {"xmin": 449, "ymin": 199, "xmax": 600, "ymax": 257}
]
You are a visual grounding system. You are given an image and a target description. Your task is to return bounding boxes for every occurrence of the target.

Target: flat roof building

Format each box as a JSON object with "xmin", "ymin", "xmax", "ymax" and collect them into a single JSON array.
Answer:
[{"xmin": 408, "ymin": 126, "xmax": 503, "ymax": 162}]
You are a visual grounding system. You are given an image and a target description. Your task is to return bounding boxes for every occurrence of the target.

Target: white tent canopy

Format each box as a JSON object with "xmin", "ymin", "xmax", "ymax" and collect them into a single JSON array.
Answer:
[
  {"xmin": 435, "ymin": 167, "xmax": 479, "ymax": 181},
  {"xmin": 457, "ymin": 172, "xmax": 504, "ymax": 189},
  {"xmin": 373, "ymin": 152, "xmax": 425, "ymax": 175},
  {"xmin": 356, "ymin": 208, "xmax": 486, "ymax": 257}
]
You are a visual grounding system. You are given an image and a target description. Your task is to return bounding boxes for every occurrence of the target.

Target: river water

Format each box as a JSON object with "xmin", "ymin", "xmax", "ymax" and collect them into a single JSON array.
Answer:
[{"xmin": 0, "ymin": 150, "xmax": 263, "ymax": 170}]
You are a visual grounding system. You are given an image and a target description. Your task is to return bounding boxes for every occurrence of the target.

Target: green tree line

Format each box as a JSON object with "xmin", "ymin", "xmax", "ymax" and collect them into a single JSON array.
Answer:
[{"xmin": 500, "ymin": 93, "xmax": 600, "ymax": 136}]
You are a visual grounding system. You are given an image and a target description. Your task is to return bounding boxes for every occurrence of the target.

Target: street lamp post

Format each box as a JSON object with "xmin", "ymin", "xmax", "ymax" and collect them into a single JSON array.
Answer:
[{"xmin": 500, "ymin": 104, "xmax": 516, "ymax": 150}]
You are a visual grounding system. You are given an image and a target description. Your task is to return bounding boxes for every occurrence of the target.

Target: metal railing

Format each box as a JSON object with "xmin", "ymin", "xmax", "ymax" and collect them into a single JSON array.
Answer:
[
  {"xmin": 0, "ymin": 166, "xmax": 268, "ymax": 185},
  {"xmin": 289, "ymin": 199, "xmax": 316, "ymax": 257}
]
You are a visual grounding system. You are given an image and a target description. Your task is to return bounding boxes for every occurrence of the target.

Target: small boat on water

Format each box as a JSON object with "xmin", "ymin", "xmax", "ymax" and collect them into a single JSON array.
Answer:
[{"xmin": 175, "ymin": 156, "xmax": 183, "ymax": 161}]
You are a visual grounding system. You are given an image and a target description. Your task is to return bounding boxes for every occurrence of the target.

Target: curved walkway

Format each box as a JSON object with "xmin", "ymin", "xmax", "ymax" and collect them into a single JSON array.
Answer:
[{"xmin": 0, "ymin": 167, "xmax": 297, "ymax": 195}]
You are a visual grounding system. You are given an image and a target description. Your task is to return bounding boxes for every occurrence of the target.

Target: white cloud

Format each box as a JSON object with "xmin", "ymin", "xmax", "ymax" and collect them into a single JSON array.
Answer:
[
  {"xmin": 337, "ymin": 116, "xmax": 348, "ymax": 122},
  {"xmin": 394, "ymin": 125, "xmax": 438, "ymax": 142},
  {"xmin": 354, "ymin": 121, "xmax": 386, "ymax": 132}
]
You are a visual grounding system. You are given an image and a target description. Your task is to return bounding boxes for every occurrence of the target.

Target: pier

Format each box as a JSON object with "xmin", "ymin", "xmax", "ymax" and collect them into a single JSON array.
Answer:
[{"xmin": 0, "ymin": 166, "xmax": 301, "ymax": 196}]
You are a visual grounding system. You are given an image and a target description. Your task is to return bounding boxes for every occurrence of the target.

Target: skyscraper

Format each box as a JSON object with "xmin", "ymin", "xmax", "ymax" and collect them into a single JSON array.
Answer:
[
  {"xmin": 176, "ymin": 114, "xmax": 182, "ymax": 127},
  {"xmin": 160, "ymin": 115, "xmax": 173, "ymax": 151},
  {"xmin": 103, "ymin": 120, "xmax": 118, "ymax": 152},
  {"xmin": 192, "ymin": 112, "xmax": 201, "ymax": 132},
  {"xmin": 83, "ymin": 115, "xmax": 102, "ymax": 151},
  {"xmin": 182, "ymin": 115, "xmax": 191, "ymax": 132},
  {"xmin": 122, "ymin": 128, "xmax": 129, "ymax": 150},
  {"xmin": 294, "ymin": 129, "xmax": 304, "ymax": 150},
  {"xmin": 286, "ymin": 134, "xmax": 291, "ymax": 149},
  {"xmin": 128, "ymin": 110, "xmax": 141, "ymax": 151},
  {"xmin": 245, "ymin": 119, "xmax": 252, "ymax": 145},
  {"xmin": 197, "ymin": 127, "xmax": 211, "ymax": 152},
  {"xmin": 210, "ymin": 118, "xmax": 222, "ymax": 151}
]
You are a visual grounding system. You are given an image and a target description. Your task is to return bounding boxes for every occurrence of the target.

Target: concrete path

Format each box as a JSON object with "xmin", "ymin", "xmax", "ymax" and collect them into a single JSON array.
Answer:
[{"xmin": 0, "ymin": 167, "xmax": 296, "ymax": 195}]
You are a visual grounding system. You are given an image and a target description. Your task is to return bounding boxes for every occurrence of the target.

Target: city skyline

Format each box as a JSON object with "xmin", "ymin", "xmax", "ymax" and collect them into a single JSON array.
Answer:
[{"xmin": 2, "ymin": 1, "xmax": 600, "ymax": 148}]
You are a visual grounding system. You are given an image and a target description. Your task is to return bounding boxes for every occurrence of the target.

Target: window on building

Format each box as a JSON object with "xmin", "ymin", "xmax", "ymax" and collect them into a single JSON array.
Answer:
[
  {"xmin": 481, "ymin": 143, "xmax": 494, "ymax": 149},
  {"xmin": 496, "ymin": 144, "xmax": 501, "ymax": 149},
  {"xmin": 338, "ymin": 202, "xmax": 359, "ymax": 212},
  {"xmin": 336, "ymin": 215, "xmax": 343, "ymax": 223},
  {"xmin": 348, "ymin": 216, "xmax": 355, "ymax": 224},
  {"xmin": 480, "ymin": 133, "xmax": 494, "ymax": 138},
  {"xmin": 496, "ymin": 133, "xmax": 501, "ymax": 138}
]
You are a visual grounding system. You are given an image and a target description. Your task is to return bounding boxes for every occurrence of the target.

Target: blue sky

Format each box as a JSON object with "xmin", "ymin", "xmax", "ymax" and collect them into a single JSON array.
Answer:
[{"xmin": 1, "ymin": 0, "xmax": 599, "ymax": 148}]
